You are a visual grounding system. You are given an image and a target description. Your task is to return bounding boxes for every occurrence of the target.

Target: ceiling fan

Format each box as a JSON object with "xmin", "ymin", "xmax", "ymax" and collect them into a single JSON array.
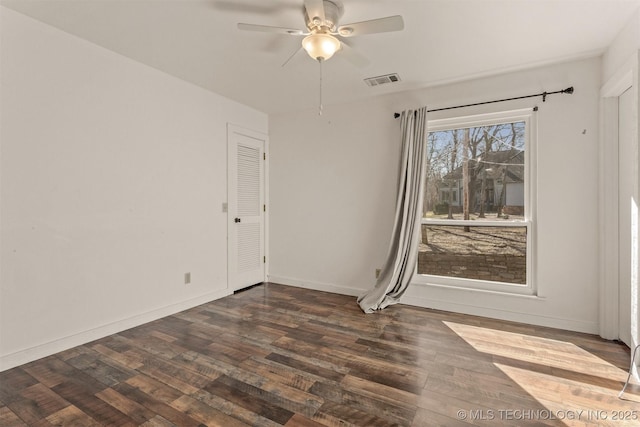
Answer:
[{"xmin": 237, "ymin": 0, "xmax": 404, "ymax": 66}]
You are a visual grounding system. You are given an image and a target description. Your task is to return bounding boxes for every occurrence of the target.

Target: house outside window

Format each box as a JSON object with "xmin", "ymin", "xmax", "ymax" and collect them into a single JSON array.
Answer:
[{"xmin": 416, "ymin": 109, "xmax": 536, "ymax": 294}]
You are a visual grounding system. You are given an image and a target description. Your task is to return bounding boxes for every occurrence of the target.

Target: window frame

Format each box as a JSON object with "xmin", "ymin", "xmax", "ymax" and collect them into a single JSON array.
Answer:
[{"xmin": 413, "ymin": 108, "xmax": 537, "ymax": 295}]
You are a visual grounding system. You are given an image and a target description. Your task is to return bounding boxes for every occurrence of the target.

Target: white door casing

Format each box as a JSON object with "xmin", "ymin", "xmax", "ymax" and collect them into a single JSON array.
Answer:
[
  {"xmin": 599, "ymin": 52, "xmax": 638, "ymax": 345},
  {"xmin": 619, "ymin": 87, "xmax": 634, "ymax": 347},
  {"xmin": 227, "ymin": 124, "xmax": 267, "ymax": 291}
]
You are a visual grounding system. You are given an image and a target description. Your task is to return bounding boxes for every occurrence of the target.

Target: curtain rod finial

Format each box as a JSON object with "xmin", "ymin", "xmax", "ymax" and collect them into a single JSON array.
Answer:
[{"xmin": 564, "ymin": 86, "xmax": 574, "ymax": 94}]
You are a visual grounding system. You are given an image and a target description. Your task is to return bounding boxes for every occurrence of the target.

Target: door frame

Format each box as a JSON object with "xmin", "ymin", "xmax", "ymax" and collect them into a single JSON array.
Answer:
[
  {"xmin": 227, "ymin": 123, "xmax": 269, "ymax": 291},
  {"xmin": 599, "ymin": 51, "xmax": 639, "ymax": 345}
]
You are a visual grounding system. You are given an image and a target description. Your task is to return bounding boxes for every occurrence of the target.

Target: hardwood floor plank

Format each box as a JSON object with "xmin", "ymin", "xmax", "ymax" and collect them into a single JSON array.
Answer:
[
  {"xmin": 202, "ymin": 341, "xmax": 255, "ymax": 365},
  {"xmin": 123, "ymin": 346, "xmax": 211, "ymax": 393},
  {"xmin": 95, "ymin": 387, "xmax": 157, "ymax": 425},
  {"xmin": 314, "ymin": 400, "xmax": 405, "ymax": 427},
  {"xmin": 44, "ymin": 405, "xmax": 102, "ymax": 427},
  {"xmin": 340, "ymin": 374, "xmax": 419, "ymax": 407},
  {"xmin": 344, "ymin": 357, "xmax": 428, "ymax": 395},
  {"xmin": 188, "ymin": 389, "xmax": 283, "ymax": 427},
  {"xmin": 309, "ymin": 380, "xmax": 415, "ymax": 426},
  {"xmin": 5, "ymin": 384, "xmax": 70, "ymax": 425},
  {"xmin": 27, "ymin": 419, "xmax": 56, "ymax": 427},
  {"xmin": 117, "ymin": 333, "xmax": 187, "ymax": 360},
  {"xmin": 0, "ymin": 405, "xmax": 28, "ymax": 426},
  {"xmin": 21, "ymin": 357, "xmax": 77, "ymax": 389},
  {"xmin": 411, "ymin": 407, "xmax": 477, "ymax": 427},
  {"xmin": 285, "ymin": 413, "xmax": 332, "ymax": 427},
  {"xmin": 51, "ymin": 381, "xmax": 135, "ymax": 426},
  {"xmin": 133, "ymin": 363, "xmax": 202, "ymax": 396},
  {"xmin": 1, "ymin": 283, "xmax": 637, "ymax": 426},
  {"xmin": 64, "ymin": 352, "xmax": 136, "ymax": 387},
  {"xmin": 355, "ymin": 337, "xmax": 438, "ymax": 366},
  {"xmin": 423, "ymin": 371, "xmax": 545, "ymax": 416},
  {"xmin": 203, "ymin": 375, "xmax": 295, "ymax": 425},
  {"xmin": 265, "ymin": 352, "xmax": 347, "ymax": 383},
  {"xmin": 138, "ymin": 415, "xmax": 179, "ymax": 427},
  {"xmin": 175, "ymin": 350, "xmax": 324, "ymax": 415},
  {"xmin": 213, "ymin": 332, "xmax": 274, "ymax": 359},
  {"xmin": 111, "ymin": 382, "xmax": 203, "ymax": 427},
  {"xmin": 417, "ymin": 389, "xmax": 531, "ymax": 427},
  {"xmin": 124, "ymin": 375, "xmax": 184, "ymax": 404},
  {"xmin": 272, "ymin": 336, "xmax": 354, "ymax": 368},
  {"xmin": 239, "ymin": 356, "xmax": 317, "ymax": 392},
  {"xmin": 90, "ymin": 343, "xmax": 145, "ymax": 370},
  {"xmin": 307, "ymin": 410, "xmax": 361, "ymax": 427},
  {"xmin": 0, "ymin": 368, "xmax": 39, "ymax": 404},
  {"xmin": 220, "ymin": 372, "xmax": 323, "ymax": 416},
  {"xmin": 169, "ymin": 394, "xmax": 252, "ymax": 427}
]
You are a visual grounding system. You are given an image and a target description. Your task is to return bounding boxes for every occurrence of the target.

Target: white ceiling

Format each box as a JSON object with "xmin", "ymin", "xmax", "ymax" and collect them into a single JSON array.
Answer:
[{"xmin": 2, "ymin": 0, "xmax": 639, "ymax": 114}]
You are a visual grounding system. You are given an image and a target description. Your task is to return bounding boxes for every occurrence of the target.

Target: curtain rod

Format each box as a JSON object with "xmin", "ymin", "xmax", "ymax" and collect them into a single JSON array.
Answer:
[{"xmin": 393, "ymin": 86, "xmax": 574, "ymax": 118}]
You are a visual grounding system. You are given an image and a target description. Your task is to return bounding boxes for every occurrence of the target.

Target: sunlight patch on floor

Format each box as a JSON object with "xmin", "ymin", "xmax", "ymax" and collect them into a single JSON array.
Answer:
[
  {"xmin": 443, "ymin": 321, "xmax": 629, "ymax": 382},
  {"xmin": 443, "ymin": 321, "xmax": 640, "ymax": 425},
  {"xmin": 495, "ymin": 363, "xmax": 640, "ymax": 426}
]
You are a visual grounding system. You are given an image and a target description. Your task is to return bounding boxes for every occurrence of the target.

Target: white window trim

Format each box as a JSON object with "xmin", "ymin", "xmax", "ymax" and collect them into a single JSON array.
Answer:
[{"xmin": 413, "ymin": 108, "xmax": 537, "ymax": 296}]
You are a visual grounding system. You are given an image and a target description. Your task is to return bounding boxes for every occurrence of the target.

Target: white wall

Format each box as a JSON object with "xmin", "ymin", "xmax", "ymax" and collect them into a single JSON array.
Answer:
[
  {"xmin": 603, "ymin": 7, "xmax": 640, "ymax": 84},
  {"xmin": 0, "ymin": 8, "xmax": 267, "ymax": 370},
  {"xmin": 270, "ymin": 57, "xmax": 601, "ymax": 333},
  {"xmin": 269, "ymin": 103, "xmax": 399, "ymax": 296}
]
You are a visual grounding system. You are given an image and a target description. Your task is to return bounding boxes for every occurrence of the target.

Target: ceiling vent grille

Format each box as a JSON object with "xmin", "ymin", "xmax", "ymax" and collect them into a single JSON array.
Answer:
[{"xmin": 364, "ymin": 73, "xmax": 401, "ymax": 87}]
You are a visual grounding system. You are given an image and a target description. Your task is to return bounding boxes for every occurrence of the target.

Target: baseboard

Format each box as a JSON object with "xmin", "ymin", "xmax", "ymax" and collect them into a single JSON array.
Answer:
[
  {"xmin": 268, "ymin": 275, "xmax": 363, "ymax": 297},
  {"xmin": 268, "ymin": 275, "xmax": 598, "ymax": 334},
  {"xmin": 0, "ymin": 288, "xmax": 232, "ymax": 372},
  {"xmin": 402, "ymin": 293, "xmax": 599, "ymax": 334}
]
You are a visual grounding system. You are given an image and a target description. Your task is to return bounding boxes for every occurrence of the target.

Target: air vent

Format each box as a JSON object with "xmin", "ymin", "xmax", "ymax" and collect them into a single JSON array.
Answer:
[{"xmin": 364, "ymin": 73, "xmax": 401, "ymax": 87}]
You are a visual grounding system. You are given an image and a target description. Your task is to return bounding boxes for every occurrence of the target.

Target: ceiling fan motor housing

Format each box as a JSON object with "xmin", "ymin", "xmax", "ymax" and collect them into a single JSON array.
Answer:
[{"xmin": 305, "ymin": 0, "xmax": 344, "ymax": 33}]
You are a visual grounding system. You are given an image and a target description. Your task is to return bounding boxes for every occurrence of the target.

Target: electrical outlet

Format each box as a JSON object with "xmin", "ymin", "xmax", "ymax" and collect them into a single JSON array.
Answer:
[
  {"xmin": 375, "ymin": 268, "xmax": 381, "ymax": 278},
  {"xmin": 184, "ymin": 272, "xmax": 191, "ymax": 284}
]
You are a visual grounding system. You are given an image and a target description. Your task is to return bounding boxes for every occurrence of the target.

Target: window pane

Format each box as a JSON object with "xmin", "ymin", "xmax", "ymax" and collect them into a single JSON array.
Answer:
[
  {"xmin": 421, "ymin": 118, "xmax": 530, "ymax": 287},
  {"xmin": 425, "ymin": 122, "xmax": 525, "ymax": 221},
  {"xmin": 418, "ymin": 225, "xmax": 527, "ymax": 285}
]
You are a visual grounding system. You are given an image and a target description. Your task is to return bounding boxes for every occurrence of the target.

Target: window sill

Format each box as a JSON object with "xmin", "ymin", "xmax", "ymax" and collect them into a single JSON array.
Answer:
[
  {"xmin": 411, "ymin": 276, "xmax": 542, "ymax": 299},
  {"xmin": 422, "ymin": 219, "xmax": 529, "ymax": 227}
]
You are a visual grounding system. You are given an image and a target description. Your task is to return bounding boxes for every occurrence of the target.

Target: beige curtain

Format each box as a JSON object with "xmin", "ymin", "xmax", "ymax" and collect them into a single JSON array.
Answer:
[{"xmin": 357, "ymin": 107, "xmax": 428, "ymax": 313}]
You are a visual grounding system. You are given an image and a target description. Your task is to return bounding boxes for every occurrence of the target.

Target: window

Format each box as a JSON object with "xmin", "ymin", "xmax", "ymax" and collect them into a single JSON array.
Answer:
[{"xmin": 416, "ymin": 109, "xmax": 535, "ymax": 294}]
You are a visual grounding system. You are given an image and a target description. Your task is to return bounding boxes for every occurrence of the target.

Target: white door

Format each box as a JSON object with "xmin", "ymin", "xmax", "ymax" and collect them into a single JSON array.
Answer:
[
  {"xmin": 618, "ymin": 87, "xmax": 633, "ymax": 347},
  {"xmin": 228, "ymin": 125, "xmax": 266, "ymax": 291}
]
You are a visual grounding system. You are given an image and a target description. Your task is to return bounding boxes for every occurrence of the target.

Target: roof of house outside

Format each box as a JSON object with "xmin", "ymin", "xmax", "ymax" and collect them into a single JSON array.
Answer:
[{"xmin": 441, "ymin": 149, "xmax": 524, "ymax": 183}]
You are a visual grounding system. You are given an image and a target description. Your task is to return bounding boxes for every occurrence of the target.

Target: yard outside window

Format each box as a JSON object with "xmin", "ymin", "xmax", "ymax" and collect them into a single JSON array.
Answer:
[{"xmin": 416, "ymin": 109, "xmax": 535, "ymax": 294}]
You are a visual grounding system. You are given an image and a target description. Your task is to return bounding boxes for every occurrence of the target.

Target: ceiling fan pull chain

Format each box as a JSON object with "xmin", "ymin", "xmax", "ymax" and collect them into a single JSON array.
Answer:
[{"xmin": 318, "ymin": 58, "xmax": 323, "ymax": 116}]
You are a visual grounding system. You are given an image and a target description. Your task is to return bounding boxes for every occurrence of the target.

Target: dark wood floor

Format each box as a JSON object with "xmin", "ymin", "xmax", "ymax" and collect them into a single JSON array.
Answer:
[{"xmin": 1, "ymin": 283, "xmax": 639, "ymax": 426}]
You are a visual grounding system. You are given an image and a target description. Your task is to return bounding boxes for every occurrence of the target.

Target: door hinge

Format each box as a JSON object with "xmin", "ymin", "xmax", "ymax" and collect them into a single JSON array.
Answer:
[
  {"xmin": 263, "ymin": 204, "xmax": 266, "ymax": 212},
  {"xmin": 263, "ymin": 153, "xmax": 266, "ymax": 160},
  {"xmin": 263, "ymin": 256, "xmax": 266, "ymax": 263}
]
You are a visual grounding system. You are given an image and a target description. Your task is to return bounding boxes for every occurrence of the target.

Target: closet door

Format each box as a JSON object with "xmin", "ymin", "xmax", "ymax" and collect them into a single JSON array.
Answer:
[{"xmin": 228, "ymin": 125, "xmax": 266, "ymax": 291}]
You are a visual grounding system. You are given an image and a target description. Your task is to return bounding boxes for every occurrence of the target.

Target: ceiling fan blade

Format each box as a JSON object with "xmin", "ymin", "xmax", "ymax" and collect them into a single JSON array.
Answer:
[
  {"xmin": 304, "ymin": 0, "xmax": 326, "ymax": 24},
  {"xmin": 337, "ymin": 15, "xmax": 404, "ymax": 37},
  {"xmin": 282, "ymin": 47, "xmax": 303, "ymax": 67},
  {"xmin": 237, "ymin": 23, "xmax": 306, "ymax": 35},
  {"xmin": 338, "ymin": 42, "xmax": 369, "ymax": 68}
]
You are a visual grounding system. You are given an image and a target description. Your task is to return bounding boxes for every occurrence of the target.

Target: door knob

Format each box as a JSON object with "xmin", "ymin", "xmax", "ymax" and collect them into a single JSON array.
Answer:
[{"xmin": 234, "ymin": 218, "xmax": 241, "ymax": 223}]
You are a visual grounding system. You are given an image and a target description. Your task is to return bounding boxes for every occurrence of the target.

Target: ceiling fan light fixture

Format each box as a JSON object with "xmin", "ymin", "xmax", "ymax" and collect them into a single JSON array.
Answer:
[{"xmin": 302, "ymin": 33, "xmax": 341, "ymax": 61}]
